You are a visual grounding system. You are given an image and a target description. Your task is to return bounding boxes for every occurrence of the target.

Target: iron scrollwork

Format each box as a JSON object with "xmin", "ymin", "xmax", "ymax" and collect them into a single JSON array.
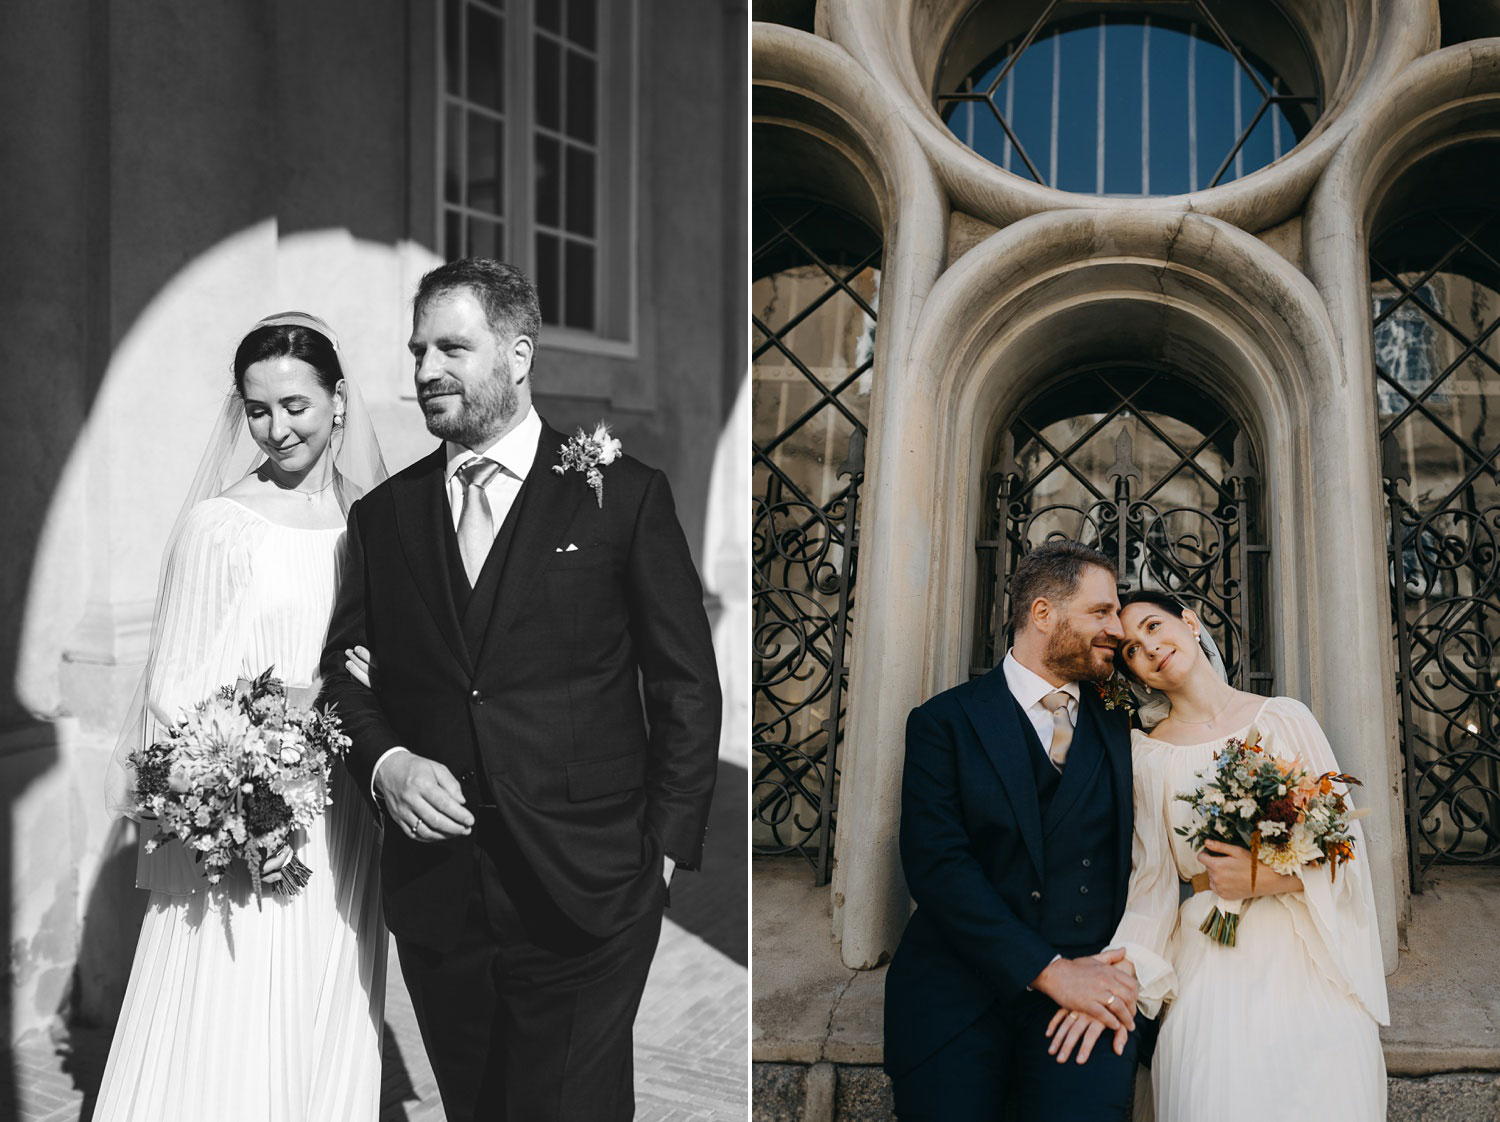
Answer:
[
  {"xmin": 752, "ymin": 198, "xmax": 879, "ymax": 883},
  {"xmin": 1376, "ymin": 208, "xmax": 1500, "ymax": 887},
  {"xmin": 975, "ymin": 371, "xmax": 1272, "ymax": 697}
]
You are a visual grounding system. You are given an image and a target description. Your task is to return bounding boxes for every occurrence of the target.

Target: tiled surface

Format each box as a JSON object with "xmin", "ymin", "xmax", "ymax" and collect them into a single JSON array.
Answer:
[{"xmin": 4, "ymin": 762, "xmax": 748, "ymax": 1121}]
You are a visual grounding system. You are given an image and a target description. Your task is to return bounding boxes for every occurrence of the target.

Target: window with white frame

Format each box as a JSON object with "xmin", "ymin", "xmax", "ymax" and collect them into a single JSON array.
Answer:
[{"xmin": 438, "ymin": 0, "xmax": 636, "ymax": 350}]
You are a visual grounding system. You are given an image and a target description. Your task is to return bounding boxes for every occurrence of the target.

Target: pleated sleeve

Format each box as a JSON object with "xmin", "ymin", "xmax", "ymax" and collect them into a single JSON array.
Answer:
[
  {"xmin": 1260, "ymin": 697, "xmax": 1390, "ymax": 1025},
  {"xmin": 133, "ymin": 499, "xmax": 262, "ymax": 893},
  {"xmin": 1110, "ymin": 735, "xmax": 1181, "ymax": 1018}
]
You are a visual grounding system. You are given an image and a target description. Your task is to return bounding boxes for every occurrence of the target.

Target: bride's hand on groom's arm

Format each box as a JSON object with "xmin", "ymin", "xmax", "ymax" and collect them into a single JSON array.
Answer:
[
  {"xmin": 1029, "ymin": 948, "xmax": 1138, "ymax": 1036},
  {"xmin": 344, "ymin": 645, "xmax": 375, "ymax": 689},
  {"xmin": 1199, "ymin": 839, "xmax": 1304, "ymax": 900},
  {"xmin": 373, "ymin": 751, "xmax": 475, "ymax": 843}
]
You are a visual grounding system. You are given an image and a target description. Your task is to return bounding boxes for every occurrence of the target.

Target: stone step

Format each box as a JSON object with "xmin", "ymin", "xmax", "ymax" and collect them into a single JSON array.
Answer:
[{"xmin": 753, "ymin": 1062, "xmax": 1500, "ymax": 1122}]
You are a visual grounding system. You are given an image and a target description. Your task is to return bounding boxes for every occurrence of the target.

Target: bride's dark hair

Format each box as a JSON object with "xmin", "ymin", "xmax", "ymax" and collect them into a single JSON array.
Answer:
[
  {"xmin": 231, "ymin": 322, "xmax": 344, "ymax": 398},
  {"xmin": 1114, "ymin": 588, "xmax": 1189, "ymax": 678}
]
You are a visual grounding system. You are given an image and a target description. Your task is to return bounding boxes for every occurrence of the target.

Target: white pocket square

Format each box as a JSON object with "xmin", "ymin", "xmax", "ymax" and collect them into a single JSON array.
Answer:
[{"xmin": 556, "ymin": 543, "xmax": 579, "ymax": 552}]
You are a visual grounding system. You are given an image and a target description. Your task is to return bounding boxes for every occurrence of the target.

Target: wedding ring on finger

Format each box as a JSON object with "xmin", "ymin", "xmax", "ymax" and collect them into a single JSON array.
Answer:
[
  {"xmin": 1105, "ymin": 994, "xmax": 1117, "ymax": 1007},
  {"xmin": 1067, "ymin": 1012, "xmax": 1078, "ymax": 1022}
]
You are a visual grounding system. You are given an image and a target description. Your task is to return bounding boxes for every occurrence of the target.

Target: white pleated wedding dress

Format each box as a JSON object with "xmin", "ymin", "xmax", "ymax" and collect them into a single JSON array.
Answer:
[
  {"xmin": 1113, "ymin": 696, "xmax": 1389, "ymax": 1122},
  {"xmin": 96, "ymin": 497, "xmax": 386, "ymax": 1122}
]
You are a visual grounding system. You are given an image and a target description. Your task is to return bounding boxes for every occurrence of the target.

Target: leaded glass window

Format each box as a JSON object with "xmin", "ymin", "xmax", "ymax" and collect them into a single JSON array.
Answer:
[
  {"xmin": 438, "ymin": 0, "xmax": 632, "ymax": 344},
  {"xmin": 936, "ymin": 1, "xmax": 1319, "ymax": 195}
]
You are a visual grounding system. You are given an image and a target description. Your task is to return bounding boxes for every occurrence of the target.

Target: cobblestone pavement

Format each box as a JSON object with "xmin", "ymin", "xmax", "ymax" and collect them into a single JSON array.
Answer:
[{"xmin": 3, "ymin": 762, "xmax": 748, "ymax": 1122}]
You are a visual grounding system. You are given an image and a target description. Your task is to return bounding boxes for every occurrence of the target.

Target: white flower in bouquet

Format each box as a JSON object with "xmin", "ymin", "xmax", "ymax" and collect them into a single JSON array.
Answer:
[{"xmin": 127, "ymin": 666, "xmax": 351, "ymax": 906}]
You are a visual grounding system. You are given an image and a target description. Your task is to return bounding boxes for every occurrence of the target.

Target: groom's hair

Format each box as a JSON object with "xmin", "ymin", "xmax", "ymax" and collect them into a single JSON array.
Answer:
[
  {"xmin": 1008, "ymin": 541, "xmax": 1116, "ymax": 633},
  {"xmin": 414, "ymin": 258, "xmax": 543, "ymax": 349}
]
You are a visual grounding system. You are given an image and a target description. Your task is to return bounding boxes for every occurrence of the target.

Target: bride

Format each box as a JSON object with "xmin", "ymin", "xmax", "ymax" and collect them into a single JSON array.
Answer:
[
  {"xmin": 1046, "ymin": 589, "xmax": 1389, "ymax": 1121},
  {"xmin": 96, "ymin": 313, "xmax": 389, "ymax": 1120}
]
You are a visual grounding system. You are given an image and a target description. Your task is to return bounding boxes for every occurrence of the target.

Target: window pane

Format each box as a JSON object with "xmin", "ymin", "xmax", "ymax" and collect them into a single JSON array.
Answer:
[
  {"xmin": 467, "ymin": 215, "xmax": 501, "ymax": 259},
  {"xmin": 536, "ymin": 232, "xmax": 561, "ymax": 325},
  {"xmin": 565, "ymin": 145, "xmax": 595, "ymax": 236},
  {"xmin": 565, "ymin": 50, "xmax": 597, "ymax": 143},
  {"xmin": 937, "ymin": 10, "xmax": 1317, "ymax": 197},
  {"xmin": 536, "ymin": 0, "xmax": 561, "ymax": 34},
  {"xmin": 564, "ymin": 240, "xmax": 595, "ymax": 330},
  {"xmin": 445, "ymin": 209, "xmax": 464, "ymax": 262},
  {"xmin": 466, "ymin": 5, "xmax": 504, "ymax": 111},
  {"xmin": 445, "ymin": 104, "xmax": 464, "ymax": 204},
  {"xmin": 468, "ymin": 115, "xmax": 503, "ymax": 216},
  {"xmin": 535, "ymin": 35, "xmax": 561, "ymax": 132},
  {"xmin": 567, "ymin": 0, "xmax": 597, "ymax": 51},
  {"xmin": 445, "ymin": 0, "xmax": 462, "ymax": 96},
  {"xmin": 535, "ymin": 133, "xmax": 561, "ymax": 227}
]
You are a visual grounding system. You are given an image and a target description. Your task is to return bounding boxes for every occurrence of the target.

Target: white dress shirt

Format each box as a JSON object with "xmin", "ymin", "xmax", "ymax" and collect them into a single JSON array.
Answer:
[
  {"xmin": 442, "ymin": 405, "xmax": 542, "ymax": 538},
  {"xmin": 1002, "ymin": 650, "xmax": 1079, "ymax": 760},
  {"xmin": 369, "ymin": 407, "xmax": 542, "ymax": 797}
]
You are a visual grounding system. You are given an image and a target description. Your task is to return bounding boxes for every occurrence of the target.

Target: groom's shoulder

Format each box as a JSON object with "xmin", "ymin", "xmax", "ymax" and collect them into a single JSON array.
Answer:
[
  {"xmin": 913, "ymin": 670, "xmax": 998, "ymax": 722},
  {"xmin": 346, "ymin": 448, "xmax": 442, "ymax": 522}
]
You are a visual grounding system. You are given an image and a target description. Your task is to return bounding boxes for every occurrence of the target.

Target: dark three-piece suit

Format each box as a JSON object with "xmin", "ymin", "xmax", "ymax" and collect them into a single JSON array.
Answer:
[
  {"xmin": 320, "ymin": 419, "xmax": 720, "ymax": 1122},
  {"xmin": 884, "ymin": 664, "xmax": 1139, "ymax": 1120}
]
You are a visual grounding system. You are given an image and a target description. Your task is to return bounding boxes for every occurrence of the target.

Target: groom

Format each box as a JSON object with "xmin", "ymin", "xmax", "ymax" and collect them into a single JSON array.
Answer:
[
  {"xmin": 883, "ymin": 541, "xmax": 1140, "ymax": 1120},
  {"xmin": 321, "ymin": 259, "xmax": 721, "ymax": 1121}
]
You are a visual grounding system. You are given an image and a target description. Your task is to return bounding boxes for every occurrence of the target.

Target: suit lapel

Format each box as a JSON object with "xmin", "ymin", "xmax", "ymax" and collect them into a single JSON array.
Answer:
[
  {"xmin": 957, "ymin": 666, "xmax": 1045, "ymax": 881},
  {"xmin": 391, "ymin": 446, "xmax": 473, "ymax": 675},
  {"xmin": 473, "ymin": 421, "xmax": 586, "ymax": 670},
  {"xmin": 1090, "ymin": 686, "xmax": 1135, "ymax": 887}
]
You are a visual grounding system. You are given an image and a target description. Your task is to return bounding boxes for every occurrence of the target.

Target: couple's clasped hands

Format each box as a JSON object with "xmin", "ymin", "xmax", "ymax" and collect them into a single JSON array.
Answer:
[{"xmin": 1034, "ymin": 949, "xmax": 1138, "ymax": 1065}]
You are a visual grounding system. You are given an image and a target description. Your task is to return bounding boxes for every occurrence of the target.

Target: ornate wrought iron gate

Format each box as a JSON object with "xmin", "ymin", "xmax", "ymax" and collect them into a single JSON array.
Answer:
[
  {"xmin": 974, "ymin": 368, "xmax": 1272, "ymax": 692},
  {"xmin": 751, "ymin": 198, "xmax": 880, "ymax": 883},
  {"xmin": 1375, "ymin": 208, "xmax": 1500, "ymax": 888}
]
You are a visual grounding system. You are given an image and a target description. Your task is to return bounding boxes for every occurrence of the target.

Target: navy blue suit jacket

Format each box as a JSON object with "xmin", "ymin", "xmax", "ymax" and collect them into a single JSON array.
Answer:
[{"xmin": 884, "ymin": 664, "xmax": 1133, "ymax": 1077}]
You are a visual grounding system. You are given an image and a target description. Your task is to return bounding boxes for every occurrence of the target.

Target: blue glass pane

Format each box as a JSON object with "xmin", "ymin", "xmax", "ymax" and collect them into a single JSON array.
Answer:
[
  {"xmin": 1146, "ymin": 23, "xmax": 1191, "ymax": 195},
  {"xmin": 940, "ymin": 12, "xmax": 1314, "ymax": 197},
  {"xmin": 1000, "ymin": 44, "xmax": 1054, "ymax": 180},
  {"xmin": 1102, "ymin": 20, "xmax": 1144, "ymax": 195},
  {"xmin": 1055, "ymin": 21, "xmax": 1099, "ymax": 194},
  {"xmin": 1192, "ymin": 35, "xmax": 1239, "ymax": 188}
]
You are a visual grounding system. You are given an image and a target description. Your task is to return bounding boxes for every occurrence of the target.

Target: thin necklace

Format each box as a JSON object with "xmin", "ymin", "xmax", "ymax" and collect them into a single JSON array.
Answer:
[
  {"xmin": 260, "ymin": 466, "xmax": 335, "ymax": 501},
  {"xmin": 1170, "ymin": 693, "xmax": 1238, "ymax": 727}
]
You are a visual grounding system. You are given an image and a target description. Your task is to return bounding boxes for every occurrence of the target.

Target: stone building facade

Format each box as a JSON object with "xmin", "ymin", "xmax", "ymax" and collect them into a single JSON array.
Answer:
[
  {"xmin": 0, "ymin": 0, "xmax": 747, "ymax": 1063},
  {"xmin": 754, "ymin": 0, "xmax": 1500, "ymax": 1115}
]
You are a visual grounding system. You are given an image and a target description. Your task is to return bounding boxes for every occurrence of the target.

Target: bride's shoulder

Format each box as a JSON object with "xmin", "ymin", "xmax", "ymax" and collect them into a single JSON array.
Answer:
[
  {"xmin": 172, "ymin": 495, "xmax": 263, "ymax": 547},
  {"xmin": 1261, "ymin": 694, "xmax": 1315, "ymax": 721},
  {"xmin": 1256, "ymin": 695, "xmax": 1325, "ymax": 738}
]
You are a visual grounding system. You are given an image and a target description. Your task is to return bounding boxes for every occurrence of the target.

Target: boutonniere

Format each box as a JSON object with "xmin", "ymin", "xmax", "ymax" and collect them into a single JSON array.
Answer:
[
  {"xmin": 1094, "ymin": 674, "xmax": 1136, "ymax": 717},
  {"xmin": 553, "ymin": 421, "xmax": 623, "ymax": 507}
]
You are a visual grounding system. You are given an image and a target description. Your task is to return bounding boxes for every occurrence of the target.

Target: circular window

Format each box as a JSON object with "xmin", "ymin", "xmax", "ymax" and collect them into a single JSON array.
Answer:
[{"xmin": 936, "ymin": 2, "xmax": 1320, "ymax": 196}]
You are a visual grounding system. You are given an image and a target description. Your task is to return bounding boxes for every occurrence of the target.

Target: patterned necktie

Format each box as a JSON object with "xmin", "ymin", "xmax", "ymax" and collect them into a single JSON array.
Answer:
[
  {"xmin": 1040, "ymin": 690, "xmax": 1074, "ymax": 769},
  {"xmin": 456, "ymin": 457, "xmax": 502, "ymax": 584}
]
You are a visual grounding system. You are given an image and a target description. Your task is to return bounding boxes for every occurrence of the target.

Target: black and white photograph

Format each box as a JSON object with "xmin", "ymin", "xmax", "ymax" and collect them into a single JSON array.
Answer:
[{"xmin": 0, "ymin": 2, "xmax": 748, "ymax": 1120}]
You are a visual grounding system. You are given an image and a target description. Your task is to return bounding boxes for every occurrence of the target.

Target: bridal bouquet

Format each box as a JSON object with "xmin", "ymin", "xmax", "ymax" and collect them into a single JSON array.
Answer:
[
  {"xmin": 127, "ymin": 667, "xmax": 350, "ymax": 902},
  {"xmin": 1175, "ymin": 725, "xmax": 1361, "ymax": 946}
]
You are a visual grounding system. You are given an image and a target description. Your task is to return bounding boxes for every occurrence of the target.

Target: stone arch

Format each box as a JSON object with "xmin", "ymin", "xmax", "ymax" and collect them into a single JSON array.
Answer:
[
  {"xmin": 837, "ymin": 205, "xmax": 1405, "ymax": 969},
  {"xmin": 753, "ymin": 25, "xmax": 949, "ymax": 957},
  {"xmin": 821, "ymin": 0, "xmax": 1432, "ymax": 232},
  {"xmin": 1305, "ymin": 40, "xmax": 1500, "ymax": 951}
]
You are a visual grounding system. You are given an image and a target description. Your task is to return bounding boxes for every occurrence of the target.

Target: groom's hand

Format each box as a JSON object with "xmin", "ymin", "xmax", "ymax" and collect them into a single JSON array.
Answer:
[
  {"xmin": 1030, "ymin": 949, "xmax": 1138, "ymax": 1035},
  {"xmin": 374, "ymin": 752, "xmax": 475, "ymax": 842}
]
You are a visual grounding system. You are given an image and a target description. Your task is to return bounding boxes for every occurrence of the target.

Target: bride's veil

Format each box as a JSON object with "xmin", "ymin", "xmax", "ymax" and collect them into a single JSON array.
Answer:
[{"xmin": 103, "ymin": 311, "xmax": 388, "ymax": 817}]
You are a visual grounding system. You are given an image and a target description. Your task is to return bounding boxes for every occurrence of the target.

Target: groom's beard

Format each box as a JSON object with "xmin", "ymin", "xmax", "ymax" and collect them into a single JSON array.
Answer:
[
  {"xmin": 1044, "ymin": 617, "xmax": 1116, "ymax": 683},
  {"xmin": 421, "ymin": 359, "xmax": 519, "ymax": 446}
]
